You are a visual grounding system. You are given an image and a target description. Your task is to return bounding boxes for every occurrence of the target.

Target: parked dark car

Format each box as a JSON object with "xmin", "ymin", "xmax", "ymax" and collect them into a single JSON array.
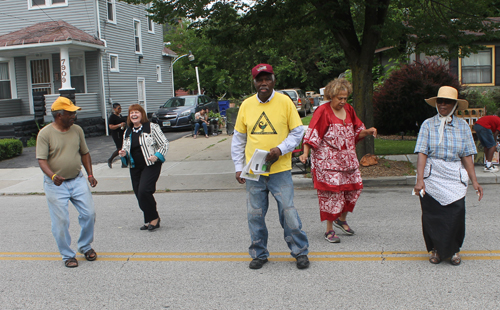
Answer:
[
  {"xmin": 278, "ymin": 88, "xmax": 312, "ymax": 117},
  {"xmin": 151, "ymin": 95, "xmax": 218, "ymax": 131}
]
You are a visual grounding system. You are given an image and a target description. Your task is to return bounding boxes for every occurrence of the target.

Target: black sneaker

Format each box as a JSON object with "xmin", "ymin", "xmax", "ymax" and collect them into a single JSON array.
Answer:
[
  {"xmin": 296, "ymin": 255, "xmax": 310, "ymax": 269},
  {"xmin": 249, "ymin": 258, "xmax": 268, "ymax": 269}
]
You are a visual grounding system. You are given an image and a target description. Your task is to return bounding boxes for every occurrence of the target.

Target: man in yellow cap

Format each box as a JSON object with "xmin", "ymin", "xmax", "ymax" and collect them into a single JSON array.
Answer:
[{"xmin": 36, "ymin": 96, "xmax": 98, "ymax": 268}]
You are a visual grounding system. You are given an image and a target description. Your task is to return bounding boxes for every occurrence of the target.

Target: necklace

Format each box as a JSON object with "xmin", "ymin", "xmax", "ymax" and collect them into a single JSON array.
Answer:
[{"xmin": 132, "ymin": 125, "xmax": 143, "ymax": 133}]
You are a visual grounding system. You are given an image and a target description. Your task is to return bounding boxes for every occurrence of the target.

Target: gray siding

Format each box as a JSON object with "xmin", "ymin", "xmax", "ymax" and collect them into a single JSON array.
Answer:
[
  {"xmin": 85, "ymin": 51, "xmax": 101, "ymax": 94},
  {"xmin": 98, "ymin": 1, "xmax": 173, "ymax": 116},
  {"xmin": 14, "ymin": 57, "xmax": 30, "ymax": 115},
  {"xmin": 48, "ymin": 51, "xmax": 101, "ymax": 95},
  {"xmin": 0, "ymin": 0, "xmax": 98, "ymax": 38},
  {"xmin": 0, "ymin": 99, "xmax": 22, "ymax": 116},
  {"xmin": 1, "ymin": 0, "xmax": 173, "ymax": 122},
  {"xmin": 45, "ymin": 93, "xmax": 100, "ymax": 122}
]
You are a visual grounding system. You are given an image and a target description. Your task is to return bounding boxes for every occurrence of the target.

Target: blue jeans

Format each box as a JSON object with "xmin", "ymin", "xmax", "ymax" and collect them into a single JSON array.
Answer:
[
  {"xmin": 474, "ymin": 124, "xmax": 496, "ymax": 148},
  {"xmin": 43, "ymin": 171, "xmax": 96, "ymax": 260},
  {"xmin": 245, "ymin": 170, "xmax": 309, "ymax": 259},
  {"xmin": 194, "ymin": 122, "xmax": 208, "ymax": 135}
]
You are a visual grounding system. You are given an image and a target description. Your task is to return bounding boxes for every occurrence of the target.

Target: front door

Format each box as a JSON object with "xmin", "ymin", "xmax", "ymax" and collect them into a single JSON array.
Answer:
[
  {"xmin": 29, "ymin": 58, "xmax": 53, "ymax": 114},
  {"xmin": 30, "ymin": 59, "xmax": 52, "ymax": 95}
]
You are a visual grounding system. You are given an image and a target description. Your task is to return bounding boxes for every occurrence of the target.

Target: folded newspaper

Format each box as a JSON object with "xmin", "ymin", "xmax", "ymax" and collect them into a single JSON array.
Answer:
[{"xmin": 241, "ymin": 149, "xmax": 277, "ymax": 181}]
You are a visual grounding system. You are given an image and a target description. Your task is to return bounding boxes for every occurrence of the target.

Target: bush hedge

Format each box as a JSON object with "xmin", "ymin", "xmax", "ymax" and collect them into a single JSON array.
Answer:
[
  {"xmin": 463, "ymin": 87, "xmax": 500, "ymax": 116},
  {"xmin": 373, "ymin": 61, "xmax": 462, "ymax": 135},
  {"xmin": 0, "ymin": 138, "xmax": 23, "ymax": 161}
]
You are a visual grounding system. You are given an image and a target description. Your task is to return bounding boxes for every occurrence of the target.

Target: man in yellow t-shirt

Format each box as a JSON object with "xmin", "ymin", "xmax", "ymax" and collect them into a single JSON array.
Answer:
[
  {"xmin": 231, "ymin": 63, "xmax": 310, "ymax": 270},
  {"xmin": 36, "ymin": 96, "xmax": 98, "ymax": 268}
]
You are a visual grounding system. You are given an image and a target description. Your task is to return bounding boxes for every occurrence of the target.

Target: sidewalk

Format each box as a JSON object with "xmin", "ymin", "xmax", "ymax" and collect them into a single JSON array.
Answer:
[{"xmin": 0, "ymin": 135, "xmax": 498, "ymax": 195}]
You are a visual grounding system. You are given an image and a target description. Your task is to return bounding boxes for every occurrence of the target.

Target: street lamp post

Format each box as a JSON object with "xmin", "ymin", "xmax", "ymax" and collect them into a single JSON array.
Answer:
[{"xmin": 170, "ymin": 51, "xmax": 195, "ymax": 97}]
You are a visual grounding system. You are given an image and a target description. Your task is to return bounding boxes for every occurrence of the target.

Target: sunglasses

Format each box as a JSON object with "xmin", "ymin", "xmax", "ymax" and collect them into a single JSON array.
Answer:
[{"xmin": 436, "ymin": 98, "xmax": 457, "ymax": 105}]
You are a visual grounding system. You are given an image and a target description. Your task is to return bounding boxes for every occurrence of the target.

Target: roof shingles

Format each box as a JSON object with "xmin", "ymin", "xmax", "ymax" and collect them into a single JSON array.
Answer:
[{"xmin": 0, "ymin": 20, "xmax": 104, "ymax": 47}]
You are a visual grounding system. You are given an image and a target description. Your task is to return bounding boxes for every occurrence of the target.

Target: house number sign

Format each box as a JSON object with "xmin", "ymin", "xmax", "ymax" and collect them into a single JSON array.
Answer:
[{"xmin": 61, "ymin": 59, "xmax": 67, "ymax": 84}]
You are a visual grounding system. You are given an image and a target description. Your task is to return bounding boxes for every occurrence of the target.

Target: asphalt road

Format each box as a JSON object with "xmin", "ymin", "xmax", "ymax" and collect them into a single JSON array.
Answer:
[
  {"xmin": 0, "ymin": 129, "xmax": 191, "ymax": 169},
  {"xmin": 1, "ymin": 185, "xmax": 499, "ymax": 309}
]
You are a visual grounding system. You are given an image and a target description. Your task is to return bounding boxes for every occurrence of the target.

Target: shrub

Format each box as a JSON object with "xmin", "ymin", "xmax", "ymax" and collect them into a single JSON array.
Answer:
[
  {"xmin": 373, "ymin": 61, "xmax": 462, "ymax": 134},
  {"xmin": 27, "ymin": 136, "xmax": 37, "ymax": 147},
  {"xmin": 463, "ymin": 88, "xmax": 500, "ymax": 116},
  {"xmin": 0, "ymin": 139, "xmax": 23, "ymax": 160}
]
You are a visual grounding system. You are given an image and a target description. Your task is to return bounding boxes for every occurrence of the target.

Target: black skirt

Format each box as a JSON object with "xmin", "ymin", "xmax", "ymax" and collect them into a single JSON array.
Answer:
[{"xmin": 419, "ymin": 193, "xmax": 465, "ymax": 260}]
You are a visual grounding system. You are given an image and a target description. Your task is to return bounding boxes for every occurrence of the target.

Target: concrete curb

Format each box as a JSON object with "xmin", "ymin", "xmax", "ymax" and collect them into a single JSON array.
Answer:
[{"xmin": 1, "ymin": 135, "xmax": 498, "ymax": 195}]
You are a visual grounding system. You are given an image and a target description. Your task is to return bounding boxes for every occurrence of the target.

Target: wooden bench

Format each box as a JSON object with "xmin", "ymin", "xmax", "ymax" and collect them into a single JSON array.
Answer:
[{"xmin": 455, "ymin": 108, "xmax": 486, "ymax": 133}]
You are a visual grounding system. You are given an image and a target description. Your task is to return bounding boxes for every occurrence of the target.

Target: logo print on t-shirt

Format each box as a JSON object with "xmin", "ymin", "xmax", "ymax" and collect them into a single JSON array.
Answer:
[{"xmin": 251, "ymin": 112, "xmax": 277, "ymax": 135}]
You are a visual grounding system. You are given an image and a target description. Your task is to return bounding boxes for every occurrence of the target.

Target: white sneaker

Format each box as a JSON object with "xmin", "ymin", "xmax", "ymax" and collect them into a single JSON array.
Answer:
[{"xmin": 484, "ymin": 165, "xmax": 499, "ymax": 172}]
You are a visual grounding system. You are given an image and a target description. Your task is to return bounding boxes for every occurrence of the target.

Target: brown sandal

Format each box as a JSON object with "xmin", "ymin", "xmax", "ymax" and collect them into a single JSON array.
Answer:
[
  {"xmin": 64, "ymin": 257, "xmax": 78, "ymax": 268},
  {"xmin": 429, "ymin": 250, "xmax": 441, "ymax": 264},
  {"xmin": 83, "ymin": 249, "xmax": 97, "ymax": 261},
  {"xmin": 451, "ymin": 253, "xmax": 461, "ymax": 266}
]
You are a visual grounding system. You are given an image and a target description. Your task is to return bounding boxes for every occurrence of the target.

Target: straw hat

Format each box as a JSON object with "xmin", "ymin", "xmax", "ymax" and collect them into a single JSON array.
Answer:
[{"xmin": 425, "ymin": 86, "xmax": 468, "ymax": 110}]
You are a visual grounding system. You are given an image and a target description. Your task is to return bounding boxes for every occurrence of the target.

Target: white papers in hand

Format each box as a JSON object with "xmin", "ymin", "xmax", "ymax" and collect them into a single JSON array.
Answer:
[{"xmin": 241, "ymin": 149, "xmax": 272, "ymax": 180}]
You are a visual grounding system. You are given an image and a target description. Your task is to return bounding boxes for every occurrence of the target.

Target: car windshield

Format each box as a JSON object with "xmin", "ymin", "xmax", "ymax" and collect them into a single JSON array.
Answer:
[
  {"xmin": 282, "ymin": 91, "xmax": 297, "ymax": 100},
  {"xmin": 163, "ymin": 97, "xmax": 196, "ymax": 108}
]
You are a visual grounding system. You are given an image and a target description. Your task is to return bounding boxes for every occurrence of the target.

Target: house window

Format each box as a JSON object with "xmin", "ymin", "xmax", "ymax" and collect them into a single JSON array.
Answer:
[
  {"xmin": 134, "ymin": 19, "xmax": 142, "ymax": 54},
  {"xmin": 0, "ymin": 62, "xmax": 12, "ymax": 99},
  {"xmin": 70, "ymin": 55, "xmax": 85, "ymax": 93},
  {"xmin": 107, "ymin": 0, "xmax": 116, "ymax": 23},
  {"xmin": 147, "ymin": 3, "xmax": 154, "ymax": 33},
  {"xmin": 156, "ymin": 65, "xmax": 162, "ymax": 82},
  {"xmin": 29, "ymin": 0, "xmax": 67, "ymax": 9},
  {"xmin": 460, "ymin": 46, "xmax": 495, "ymax": 85},
  {"xmin": 137, "ymin": 78, "xmax": 146, "ymax": 106},
  {"xmin": 109, "ymin": 54, "xmax": 119, "ymax": 72}
]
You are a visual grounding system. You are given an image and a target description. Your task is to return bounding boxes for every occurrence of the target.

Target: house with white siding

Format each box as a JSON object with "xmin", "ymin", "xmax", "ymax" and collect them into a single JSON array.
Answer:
[{"xmin": 0, "ymin": 0, "xmax": 176, "ymax": 142}]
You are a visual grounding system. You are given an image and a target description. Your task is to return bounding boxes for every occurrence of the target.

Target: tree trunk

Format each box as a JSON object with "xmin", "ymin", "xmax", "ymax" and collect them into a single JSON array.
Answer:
[{"xmin": 351, "ymin": 63, "xmax": 375, "ymax": 159}]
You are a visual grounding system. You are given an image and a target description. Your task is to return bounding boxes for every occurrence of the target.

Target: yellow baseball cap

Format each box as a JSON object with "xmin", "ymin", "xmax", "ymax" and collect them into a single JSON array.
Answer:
[{"xmin": 51, "ymin": 96, "xmax": 81, "ymax": 112}]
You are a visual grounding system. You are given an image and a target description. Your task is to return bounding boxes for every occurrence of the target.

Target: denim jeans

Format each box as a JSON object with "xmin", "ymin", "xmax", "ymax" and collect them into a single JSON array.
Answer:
[
  {"xmin": 474, "ymin": 123, "xmax": 496, "ymax": 148},
  {"xmin": 194, "ymin": 122, "xmax": 208, "ymax": 135},
  {"xmin": 245, "ymin": 170, "xmax": 309, "ymax": 259},
  {"xmin": 43, "ymin": 171, "xmax": 96, "ymax": 261}
]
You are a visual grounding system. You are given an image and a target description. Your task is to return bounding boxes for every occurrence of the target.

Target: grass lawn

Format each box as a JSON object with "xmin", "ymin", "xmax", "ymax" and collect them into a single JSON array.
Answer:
[
  {"xmin": 375, "ymin": 139, "xmax": 416, "ymax": 155},
  {"xmin": 302, "ymin": 115, "xmax": 312, "ymax": 125},
  {"xmin": 302, "ymin": 115, "xmax": 416, "ymax": 155}
]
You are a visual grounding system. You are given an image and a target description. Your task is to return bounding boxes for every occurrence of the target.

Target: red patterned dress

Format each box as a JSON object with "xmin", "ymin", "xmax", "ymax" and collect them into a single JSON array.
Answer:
[{"xmin": 303, "ymin": 103, "xmax": 365, "ymax": 222}]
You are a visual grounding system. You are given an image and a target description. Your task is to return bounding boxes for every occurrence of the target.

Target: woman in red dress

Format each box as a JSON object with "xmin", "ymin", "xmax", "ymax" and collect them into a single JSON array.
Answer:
[{"xmin": 300, "ymin": 78, "xmax": 377, "ymax": 243}]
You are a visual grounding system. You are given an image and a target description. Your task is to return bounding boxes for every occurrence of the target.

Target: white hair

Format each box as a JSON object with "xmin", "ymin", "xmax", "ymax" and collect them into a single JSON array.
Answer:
[
  {"xmin": 51, "ymin": 110, "xmax": 65, "ymax": 118},
  {"xmin": 253, "ymin": 74, "xmax": 275, "ymax": 83}
]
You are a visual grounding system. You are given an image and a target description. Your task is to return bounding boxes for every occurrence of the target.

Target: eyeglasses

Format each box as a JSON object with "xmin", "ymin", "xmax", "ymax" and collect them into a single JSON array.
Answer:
[{"xmin": 436, "ymin": 98, "xmax": 457, "ymax": 105}]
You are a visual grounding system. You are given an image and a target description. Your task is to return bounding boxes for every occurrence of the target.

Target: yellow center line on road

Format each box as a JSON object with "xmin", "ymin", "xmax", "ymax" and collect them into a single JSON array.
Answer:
[{"xmin": 1, "ymin": 250, "xmax": 500, "ymax": 262}]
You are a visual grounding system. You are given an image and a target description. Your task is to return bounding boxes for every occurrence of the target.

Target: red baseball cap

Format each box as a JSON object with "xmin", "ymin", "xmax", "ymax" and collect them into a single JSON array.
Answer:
[{"xmin": 251, "ymin": 63, "xmax": 274, "ymax": 79}]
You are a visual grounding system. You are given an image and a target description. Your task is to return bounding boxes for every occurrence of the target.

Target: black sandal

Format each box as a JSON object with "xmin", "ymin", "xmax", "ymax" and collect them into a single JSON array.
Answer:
[
  {"xmin": 429, "ymin": 250, "xmax": 441, "ymax": 264},
  {"xmin": 83, "ymin": 249, "xmax": 97, "ymax": 261},
  {"xmin": 64, "ymin": 257, "xmax": 78, "ymax": 268}
]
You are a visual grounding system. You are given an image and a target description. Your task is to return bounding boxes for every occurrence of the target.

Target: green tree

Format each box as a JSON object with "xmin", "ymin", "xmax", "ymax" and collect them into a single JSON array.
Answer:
[
  {"xmin": 124, "ymin": 0, "xmax": 499, "ymax": 156},
  {"xmin": 165, "ymin": 16, "xmax": 348, "ymax": 99}
]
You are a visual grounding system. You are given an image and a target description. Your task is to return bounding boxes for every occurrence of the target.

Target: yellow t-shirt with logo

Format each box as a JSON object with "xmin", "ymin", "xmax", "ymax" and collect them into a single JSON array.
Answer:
[{"xmin": 235, "ymin": 92, "xmax": 302, "ymax": 175}]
